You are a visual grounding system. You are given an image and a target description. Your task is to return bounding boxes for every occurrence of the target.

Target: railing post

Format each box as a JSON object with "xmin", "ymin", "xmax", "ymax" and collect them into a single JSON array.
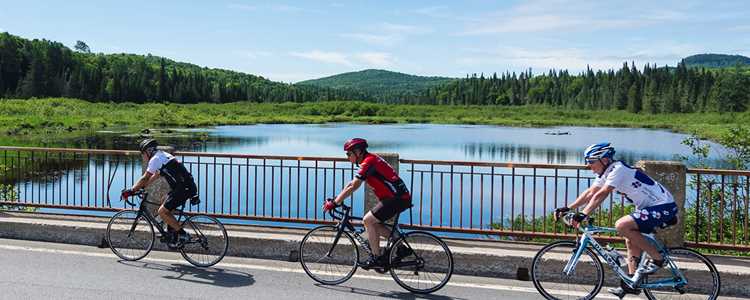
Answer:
[
  {"xmin": 636, "ymin": 160, "xmax": 686, "ymax": 247},
  {"xmin": 364, "ymin": 153, "xmax": 399, "ymax": 216},
  {"xmin": 142, "ymin": 146, "xmax": 175, "ymax": 216}
]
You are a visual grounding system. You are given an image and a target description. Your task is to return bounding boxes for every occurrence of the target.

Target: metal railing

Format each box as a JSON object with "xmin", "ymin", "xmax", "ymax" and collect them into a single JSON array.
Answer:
[
  {"xmin": 686, "ymin": 168, "xmax": 750, "ymax": 251},
  {"xmin": 2, "ymin": 146, "xmax": 749, "ymax": 250},
  {"xmin": 0, "ymin": 147, "xmax": 365, "ymax": 225}
]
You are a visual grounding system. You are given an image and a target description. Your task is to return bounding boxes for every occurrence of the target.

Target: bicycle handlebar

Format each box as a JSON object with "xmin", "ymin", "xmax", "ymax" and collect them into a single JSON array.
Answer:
[
  {"xmin": 328, "ymin": 202, "xmax": 351, "ymax": 221},
  {"xmin": 122, "ymin": 189, "xmax": 147, "ymax": 207},
  {"xmin": 560, "ymin": 211, "xmax": 595, "ymax": 230}
]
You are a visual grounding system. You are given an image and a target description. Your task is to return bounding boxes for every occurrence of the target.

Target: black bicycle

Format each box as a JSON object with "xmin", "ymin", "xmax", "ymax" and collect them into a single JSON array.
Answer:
[
  {"xmin": 106, "ymin": 190, "xmax": 229, "ymax": 267},
  {"xmin": 299, "ymin": 202, "xmax": 454, "ymax": 294}
]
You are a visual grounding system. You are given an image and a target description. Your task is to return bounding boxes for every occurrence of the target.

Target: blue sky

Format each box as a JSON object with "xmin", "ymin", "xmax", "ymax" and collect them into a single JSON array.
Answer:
[{"xmin": 2, "ymin": 0, "xmax": 749, "ymax": 83}]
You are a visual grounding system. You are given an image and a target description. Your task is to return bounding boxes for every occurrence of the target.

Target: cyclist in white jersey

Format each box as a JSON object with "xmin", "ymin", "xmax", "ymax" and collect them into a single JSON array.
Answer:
[
  {"xmin": 121, "ymin": 139, "xmax": 198, "ymax": 247},
  {"xmin": 554, "ymin": 142, "xmax": 678, "ymax": 298}
]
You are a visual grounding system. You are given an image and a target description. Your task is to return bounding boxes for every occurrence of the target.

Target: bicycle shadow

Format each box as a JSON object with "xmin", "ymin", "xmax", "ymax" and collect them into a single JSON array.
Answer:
[
  {"xmin": 314, "ymin": 284, "xmax": 465, "ymax": 300},
  {"xmin": 118, "ymin": 260, "xmax": 254, "ymax": 287}
]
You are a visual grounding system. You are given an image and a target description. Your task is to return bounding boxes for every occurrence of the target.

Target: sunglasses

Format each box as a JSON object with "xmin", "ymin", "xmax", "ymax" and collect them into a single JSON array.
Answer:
[
  {"xmin": 346, "ymin": 151, "xmax": 355, "ymax": 157},
  {"xmin": 585, "ymin": 159, "xmax": 598, "ymax": 165}
]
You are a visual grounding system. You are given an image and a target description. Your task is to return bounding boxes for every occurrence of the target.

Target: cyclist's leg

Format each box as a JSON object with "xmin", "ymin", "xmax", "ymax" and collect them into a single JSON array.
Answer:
[
  {"xmin": 159, "ymin": 191, "xmax": 182, "ymax": 232},
  {"xmin": 616, "ymin": 215, "xmax": 661, "ymax": 261},
  {"xmin": 364, "ymin": 212, "xmax": 389, "ymax": 255},
  {"xmin": 371, "ymin": 197, "xmax": 413, "ymax": 254}
]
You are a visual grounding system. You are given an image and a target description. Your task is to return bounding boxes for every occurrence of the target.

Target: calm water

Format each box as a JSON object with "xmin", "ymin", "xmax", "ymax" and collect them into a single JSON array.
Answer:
[
  {"xmin": 182, "ymin": 124, "xmax": 727, "ymax": 167},
  {"xmin": 6, "ymin": 123, "xmax": 731, "ymax": 231}
]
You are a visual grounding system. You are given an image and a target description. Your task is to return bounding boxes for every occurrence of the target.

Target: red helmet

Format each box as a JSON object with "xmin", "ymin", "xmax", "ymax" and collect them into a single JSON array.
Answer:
[{"xmin": 343, "ymin": 138, "xmax": 368, "ymax": 151}]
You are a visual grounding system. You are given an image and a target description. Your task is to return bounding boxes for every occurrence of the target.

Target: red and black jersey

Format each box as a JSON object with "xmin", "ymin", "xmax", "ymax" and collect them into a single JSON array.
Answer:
[{"xmin": 355, "ymin": 153, "xmax": 410, "ymax": 200}]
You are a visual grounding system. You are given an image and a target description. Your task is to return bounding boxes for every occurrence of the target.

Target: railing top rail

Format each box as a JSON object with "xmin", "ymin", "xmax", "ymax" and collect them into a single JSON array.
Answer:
[
  {"xmin": 172, "ymin": 151, "xmax": 350, "ymax": 162},
  {"xmin": 399, "ymin": 158, "xmax": 588, "ymax": 170},
  {"xmin": 687, "ymin": 168, "xmax": 750, "ymax": 176},
  {"xmin": 0, "ymin": 146, "xmax": 351, "ymax": 162},
  {"xmin": 0, "ymin": 146, "xmax": 139, "ymax": 156}
]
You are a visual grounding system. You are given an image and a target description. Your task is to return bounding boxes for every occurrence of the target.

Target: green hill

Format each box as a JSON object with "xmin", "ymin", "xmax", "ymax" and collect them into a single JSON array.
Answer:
[
  {"xmin": 0, "ymin": 32, "xmax": 368, "ymax": 103},
  {"xmin": 682, "ymin": 54, "xmax": 750, "ymax": 68},
  {"xmin": 298, "ymin": 69, "xmax": 456, "ymax": 102}
]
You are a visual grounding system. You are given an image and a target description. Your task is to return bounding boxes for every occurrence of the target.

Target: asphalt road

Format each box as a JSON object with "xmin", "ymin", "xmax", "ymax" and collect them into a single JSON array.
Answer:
[{"xmin": 0, "ymin": 238, "xmax": 737, "ymax": 300}]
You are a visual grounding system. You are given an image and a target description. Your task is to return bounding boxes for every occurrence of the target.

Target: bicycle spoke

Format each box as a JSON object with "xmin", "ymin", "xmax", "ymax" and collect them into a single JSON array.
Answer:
[
  {"xmin": 643, "ymin": 248, "xmax": 720, "ymax": 300},
  {"xmin": 300, "ymin": 225, "xmax": 358, "ymax": 285},
  {"xmin": 180, "ymin": 215, "xmax": 228, "ymax": 267},
  {"xmin": 389, "ymin": 231, "xmax": 453, "ymax": 294},
  {"xmin": 106, "ymin": 210, "xmax": 154, "ymax": 261},
  {"xmin": 530, "ymin": 241, "xmax": 603, "ymax": 300}
]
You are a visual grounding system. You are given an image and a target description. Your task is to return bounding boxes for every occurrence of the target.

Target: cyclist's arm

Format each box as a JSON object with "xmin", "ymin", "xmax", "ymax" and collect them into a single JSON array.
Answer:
[
  {"xmin": 333, "ymin": 177, "xmax": 364, "ymax": 205},
  {"xmin": 581, "ymin": 185, "xmax": 615, "ymax": 215},
  {"xmin": 567, "ymin": 185, "xmax": 598, "ymax": 209},
  {"xmin": 131, "ymin": 171, "xmax": 159, "ymax": 191}
]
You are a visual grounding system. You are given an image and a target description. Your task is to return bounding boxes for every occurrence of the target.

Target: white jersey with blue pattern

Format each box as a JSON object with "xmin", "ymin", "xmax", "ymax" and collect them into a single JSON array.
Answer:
[{"xmin": 591, "ymin": 161, "xmax": 675, "ymax": 210}]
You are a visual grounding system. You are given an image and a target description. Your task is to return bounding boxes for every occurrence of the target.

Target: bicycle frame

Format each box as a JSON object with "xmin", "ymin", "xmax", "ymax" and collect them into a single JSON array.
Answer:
[
  {"xmin": 125, "ymin": 191, "xmax": 189, "ymax": 239},
  {"xmin": 563, "ymin": 223, "xmax": 688, "ymax": 290},
  {"xmin": 326, "ymin": 204, "xmax": 417, "ymax": 268}
]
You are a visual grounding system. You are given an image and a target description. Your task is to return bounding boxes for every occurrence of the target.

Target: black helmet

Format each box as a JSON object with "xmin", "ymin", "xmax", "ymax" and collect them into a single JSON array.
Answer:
[{"xmin": 139, "ymin": 138, "xmax": 158, "ymax": 153}]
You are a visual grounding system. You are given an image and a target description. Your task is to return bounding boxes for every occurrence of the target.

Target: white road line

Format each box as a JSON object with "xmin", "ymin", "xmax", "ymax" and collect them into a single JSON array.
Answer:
[{"xmin": 0, "ymin": 244, "xmax": 621, "ymax": 299}]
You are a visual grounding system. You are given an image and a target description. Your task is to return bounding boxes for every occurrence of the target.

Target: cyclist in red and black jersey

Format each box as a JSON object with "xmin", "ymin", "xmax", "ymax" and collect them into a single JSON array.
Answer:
[{"xmin": 323, "ymin": 138, "xmax": 413, "ymax": 269}]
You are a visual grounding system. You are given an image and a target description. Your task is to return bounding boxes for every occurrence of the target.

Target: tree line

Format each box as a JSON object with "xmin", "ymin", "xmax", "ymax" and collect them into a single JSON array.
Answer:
[
  {"xmin": 1, "ymin": 32, "xmax": 749, "ymax": 113},
  {"xmin": 0, "ymin": 33, "xmax": 370, "ymax": 103},
  {"xmin": 403, "ymin": 63, "xmax": 750, "ymax": 113}
]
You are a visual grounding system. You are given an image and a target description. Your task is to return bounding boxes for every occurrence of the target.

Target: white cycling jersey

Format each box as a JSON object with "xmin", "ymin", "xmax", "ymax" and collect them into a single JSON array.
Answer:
[
  {"xmin": 592, "ymin": 161, "xmax": 674, "ymax": 210},
  {"xmin": 146, "ymin": 150, "xmax": 175, "ymax": 175}
]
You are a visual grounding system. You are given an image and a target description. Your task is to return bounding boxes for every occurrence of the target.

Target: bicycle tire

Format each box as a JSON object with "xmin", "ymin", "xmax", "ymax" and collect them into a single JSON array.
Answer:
[
  {"xmin": 106, "ymin": 210, "xmax": 155, "ymax": 261},
  {"xmin": 643, "ymin": 247, "xmax": 721, "ymax": 300},
  {"xmin": 179, "ymin": 215, "xmax": 229, "ymax": 267},
  {"xmin": 389, "ymin": 231, "xmax": 453, "ymax": 294},
  {"xmin": 299, "ymin": 225, "xmax": 359, "ymax": 285},
  {"xmin": 530, "ymin": 240, "xmax": 604, "ymax": 300}
]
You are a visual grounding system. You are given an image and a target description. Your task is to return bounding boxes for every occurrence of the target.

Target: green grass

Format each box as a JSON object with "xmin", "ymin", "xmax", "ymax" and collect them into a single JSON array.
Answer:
[{"xmin": 2, "ymin": 97, "xmax": 749, "ymax": 145}]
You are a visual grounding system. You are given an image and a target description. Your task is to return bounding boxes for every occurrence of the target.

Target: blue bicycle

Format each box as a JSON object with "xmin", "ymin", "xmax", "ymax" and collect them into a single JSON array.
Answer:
[{"xmin": 530, "ymin": 212, "xmax": 720, "ymax": 300}]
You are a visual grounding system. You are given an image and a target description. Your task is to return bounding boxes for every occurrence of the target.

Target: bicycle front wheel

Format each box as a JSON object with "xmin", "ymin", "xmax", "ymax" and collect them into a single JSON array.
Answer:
[
  {"xmin": 643, "ymin": 247, "xmax": 720, "ymax": 300},
  {"xmin": 106, "ymin": 210, "xmax": 155, "ymax": 261},
  {"xmin": 299, "ymin": 225, "xmax": 359, "ymax": 285},
  {"xmin": 530, "ymin": 240, "xmax": 604, "ymax": 300},
  {"xmin": 179, "ymin": 215, "xmax": 229, "ymax": 267},
  {"xmin": 389, "ymin": 231, "xmax": 453, "ymax": 294}
]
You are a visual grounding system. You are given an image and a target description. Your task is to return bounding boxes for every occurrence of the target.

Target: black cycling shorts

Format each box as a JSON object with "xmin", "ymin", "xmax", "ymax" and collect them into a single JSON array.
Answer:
[
  {"xmin": 163, "ymin": 182, "xmax": 197, "ymax": 210},
  {"xmin": 371, "ymin": 196, "xmax": 413, "ymax": 222}
]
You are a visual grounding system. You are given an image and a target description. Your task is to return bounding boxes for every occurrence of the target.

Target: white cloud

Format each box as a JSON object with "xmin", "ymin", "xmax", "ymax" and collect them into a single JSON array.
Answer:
[
  {"xmin": 227, "ymin": 4, "xmax": 256, "ymax": 11},
  {"xmin": 463, "ymin": 15, "xmax": 582, "ymax": 35},
  {"xmin": 456, "ymin": 44, "xmax": 702, "ymax": 73},
  {"xmin": 340, "ymin": 33, "xmax": 397, "ymax": 47},
  {"xmin": 241, "ymin": 50, "xmax": 272, "ymax": 59},
  {"xmin": 355, "ymin": 52, "xmax": 395, "ymax": 68},
  {"xmin": 228, "ymin": 3, "xmax": 322, "ymax": 14},
  {"xmin": 290, "ymin": 50, "xmax": 353, "ymax": 66},
  {"xmin": 729, "ymin": 25, "xmax": 750, "ymax": 32},
  {"xmin": 272, "ymin": 4, "xmax": 304, "ymax": 13},
  {"xmin": 460, "ymin": 0, "xmax": 692, "ymax": 35},
  {"xmin": 341, "ymin": 22, "xmax": 431, "ymax": 46}
]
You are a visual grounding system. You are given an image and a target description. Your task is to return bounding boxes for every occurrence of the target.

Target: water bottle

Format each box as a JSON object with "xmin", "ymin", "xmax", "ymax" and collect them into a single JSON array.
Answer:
[{"xmin": 605, "ymin": 244, "xmax": 623, "ymax": 267}]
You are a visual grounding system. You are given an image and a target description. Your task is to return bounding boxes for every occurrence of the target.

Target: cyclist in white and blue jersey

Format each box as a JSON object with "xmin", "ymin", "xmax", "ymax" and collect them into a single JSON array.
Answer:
[{"xmin": 554, "ymin": 142, "xmax": 678, "ymax": 298}]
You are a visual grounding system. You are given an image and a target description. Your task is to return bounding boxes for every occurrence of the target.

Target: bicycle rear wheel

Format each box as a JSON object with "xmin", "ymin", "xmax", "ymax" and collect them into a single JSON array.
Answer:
[
  {"xmin": 530, "ymin": 240, "xmax": 603, "ymax": 300},
  {"xmin": 389, "ymin": 231, "xmax": 453, "ymax": 294},
  {"xmin": 643, "ymin": 247, "xmax": 720, "ymax": 300},
  {"xmin": 299, "ymin": 225, "xmax": 359, "ymax": 285},
  {"xmin": 106, "ymin": 210, "xmax": 155, "ymax": 261},
  {"xmin": 179, "ymin": 215, "xmax": 229, "ymax": 267}
]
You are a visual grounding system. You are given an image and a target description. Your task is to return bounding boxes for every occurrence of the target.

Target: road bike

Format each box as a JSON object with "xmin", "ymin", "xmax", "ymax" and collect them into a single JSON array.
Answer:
[
  {"xmin": 106, "ymin": 190, "xmax": 229, "ymax": 267},
  {"xmin": 299, "ymin": 202, "xmax": 454, "ymax": 294},
  {"xmin": 530, "ymin": 212, "xmax": 720, "ymax": 299}
]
